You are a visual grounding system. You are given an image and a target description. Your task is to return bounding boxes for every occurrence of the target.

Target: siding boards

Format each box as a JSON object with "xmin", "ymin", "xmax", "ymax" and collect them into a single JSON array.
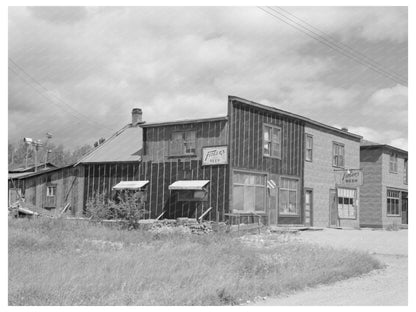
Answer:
[{"xmin": 230, "ymin": 101, "xmax": 304, "ymax": 177}]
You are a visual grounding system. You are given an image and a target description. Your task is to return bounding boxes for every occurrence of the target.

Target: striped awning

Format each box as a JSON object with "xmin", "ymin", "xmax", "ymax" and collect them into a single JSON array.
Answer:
[
  {"xmin": 112, "ymin": 181, "xmax": 149, "ymax": 190},
  {"xmin": 168, "ymin": 180, "xmax": 210, "ymax": 191}
]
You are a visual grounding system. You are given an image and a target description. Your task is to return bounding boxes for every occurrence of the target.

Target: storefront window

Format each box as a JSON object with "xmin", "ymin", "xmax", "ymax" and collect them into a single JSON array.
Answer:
[
  {"xmin": 279, "ymin": 178, "xmax": 299, "ymax": 215},
  {"xmin": 337, "ymin": 188, "xmax": 356, "ymax": 219},
  {"xmin": 233, "ymin": 172, "xmax": 266, "ymax": 213},
  {"xmin": 387, "ymin": 190, "xmax": 400, "ymax": 215}
]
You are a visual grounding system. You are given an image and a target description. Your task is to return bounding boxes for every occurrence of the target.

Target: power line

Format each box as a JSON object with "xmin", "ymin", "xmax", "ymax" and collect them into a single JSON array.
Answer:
[
  {"xmin": 8, "ymin": 57, "xmax": 115, "ymax": 131},
  {"xmin": 258, "ymin": 7, "xmax": 407, "ymax": 86},
  {"xmin": 8, "ymin": 66, "xmax": 115, "ymax": 144},
  {"xmin": 274, "ymin": 6, "xmax": 407, "ymax": 84}
]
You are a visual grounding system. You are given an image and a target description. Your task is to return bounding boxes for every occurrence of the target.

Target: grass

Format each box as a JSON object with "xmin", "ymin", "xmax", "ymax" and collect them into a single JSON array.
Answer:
[{"xmin": 9, "ymin": 218, "xmax": 382, "ymax": 306}]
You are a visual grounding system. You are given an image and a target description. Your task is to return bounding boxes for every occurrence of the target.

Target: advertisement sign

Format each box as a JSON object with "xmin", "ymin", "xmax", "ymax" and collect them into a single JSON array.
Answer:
[
  {"xmin": 202, "ymin": 146, "xmax": 228, "ymax": 166},
  {"xmin": 334, "ymin": 169, "xmax": 363, "ymax": 187}
]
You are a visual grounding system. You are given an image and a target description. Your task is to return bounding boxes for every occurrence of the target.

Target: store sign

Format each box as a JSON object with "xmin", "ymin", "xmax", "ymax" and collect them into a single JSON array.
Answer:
[
  {"xmin": 335, "ymin": 170, "xmax": 363, "ymax": 187},
  {"xmin": 202, "ymin": 146, "xmax": 228, "ymax": 166}
]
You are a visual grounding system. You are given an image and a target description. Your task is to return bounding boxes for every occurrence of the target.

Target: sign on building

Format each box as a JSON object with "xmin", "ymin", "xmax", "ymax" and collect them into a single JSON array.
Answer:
[
  {"xmin": 202, "ymin": 146, "xmax": 228, "ymax": 166},
  {"xmin": 334, "ymin": 169, "xmax": 363, "ymax": 187}
]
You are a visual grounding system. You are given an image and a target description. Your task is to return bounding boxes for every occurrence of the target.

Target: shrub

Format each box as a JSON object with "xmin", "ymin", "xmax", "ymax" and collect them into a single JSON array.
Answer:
[{"xmin": 85, "ymin": 192, "xmax": 148, "ymax": 229}]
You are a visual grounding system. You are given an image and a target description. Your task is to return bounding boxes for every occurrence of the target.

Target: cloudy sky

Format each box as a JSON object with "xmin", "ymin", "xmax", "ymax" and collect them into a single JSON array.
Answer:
[{"xmin": 8, "ymin": 6, "xmax": 408, "ymax": 150}]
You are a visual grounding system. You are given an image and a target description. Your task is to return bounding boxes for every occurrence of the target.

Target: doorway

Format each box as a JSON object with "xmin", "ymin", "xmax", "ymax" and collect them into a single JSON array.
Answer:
[
  {"xmin": 329, "ymin": 189, "xmax": 338, "ymax": 227},
  {"xmin": 402, "ymin": 192, "xmax": 408, "ymax": 225},
  {"xmin": 304, "ymin": 189, "xmax": 313, "ymax": 226}
]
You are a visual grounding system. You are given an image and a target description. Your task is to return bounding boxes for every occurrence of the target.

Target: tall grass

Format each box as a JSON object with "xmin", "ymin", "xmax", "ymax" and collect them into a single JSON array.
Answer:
[{"xmin": 9, "ymin": 218, "xmax": 382, "ymax": 305}]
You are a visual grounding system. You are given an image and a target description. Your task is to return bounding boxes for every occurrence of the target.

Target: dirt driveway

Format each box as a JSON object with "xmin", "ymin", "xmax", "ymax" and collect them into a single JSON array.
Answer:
[{"xmin": 252, "ymin": 228, "xmax": 408, "ymax": 306}]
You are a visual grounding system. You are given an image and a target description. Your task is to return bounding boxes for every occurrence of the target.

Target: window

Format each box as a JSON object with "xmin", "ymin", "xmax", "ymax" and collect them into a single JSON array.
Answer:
[
  {"xmin": 389, "ymin": 153, "xmax": 398, "ymax": 173},
  {"xmin": 263, "ymin": 124, "xmax": 282, "ymax": 158},
  {"xmin": 337, "ymin": 188, "xmax": 356, "ymax": 219},
  {"xmin": 233, "ymin": 172, "xmax": 266, "ymax": 213},
  {"xmin": 387, "ymin": 190, "xmax": 400, "ymax": 216},
  {"xmin": 333, "ymin": 142, "xmax": 345, "ymax": 168},
  {"xmin": 279, "ymin": 178, "xmax": 299, "ymax": 215},
  {"xmin": 46, "ymin": 186, "xmax": 56, "ymax": 197},
  {"xmin": 169, "ymin": 131, "xmax": 196, "ymax": 156},
  {"xmin": 305, "ymin": 134, "xmax": 313, "ymax": 162},
  {"xmin": 404, "ymin": 159, "xmax": 408, "ymax": 185}
]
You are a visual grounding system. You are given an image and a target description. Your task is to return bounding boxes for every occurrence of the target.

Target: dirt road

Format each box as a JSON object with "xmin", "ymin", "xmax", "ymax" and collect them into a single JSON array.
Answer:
[{"xmin": 251, "ymin": 228, "xmax": 408, "ymax": 306}]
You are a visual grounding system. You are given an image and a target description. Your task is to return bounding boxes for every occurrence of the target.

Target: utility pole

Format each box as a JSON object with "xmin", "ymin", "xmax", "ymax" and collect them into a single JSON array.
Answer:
[
  {"xmin": 44, "ymin": 132, "xmax": 53, "ymax": 169},
  {"xmin": 23, "ymin": 137, "xmax": 43, "ymax": 172}
]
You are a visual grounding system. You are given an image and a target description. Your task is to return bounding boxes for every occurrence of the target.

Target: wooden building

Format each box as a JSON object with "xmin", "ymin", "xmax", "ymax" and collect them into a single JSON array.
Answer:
[
  {"xmin": 360, "ymin": 141, "xmax": 408, "ymax": 228},
  {"xmin": 138, "ymin": 96, "xmax": 363, "ymax": 226}
]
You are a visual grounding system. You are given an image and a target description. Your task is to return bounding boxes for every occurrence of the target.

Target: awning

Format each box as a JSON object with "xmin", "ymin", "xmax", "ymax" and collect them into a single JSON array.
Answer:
[
  {"xmin": 112, "ymin": 180, "xmax": 149, "ymax": 190},
  {"xmin": 168, "ymin": 180, "xmax": 210, "ymax": 191}
]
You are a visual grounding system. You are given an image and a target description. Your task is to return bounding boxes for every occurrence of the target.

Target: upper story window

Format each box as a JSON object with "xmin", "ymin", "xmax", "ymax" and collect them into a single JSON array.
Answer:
[
  {"xmin": 169, "ymin": 130, "xmax": 196, "ymax": 156},
  {"xmin": 46, "ymin": 185, "xmax": 56, "ymax": 197},
  {"xmin": 332, "ymin": 142, "xmax": 345, "ymax": 168},
  {"xmin": 404, "ymin": 159, "xmax": 408, "ymax": 184},
  {"xmin": 263, "ymin": 124, "xmax": 281, "ymax": 158},
  {"xmin": 305, "ymin": 134, "xmax": 313, "ymax": 162},
  {"xmin": 389, "ymin": 153, "xmax": 398, "ymax": 173}
]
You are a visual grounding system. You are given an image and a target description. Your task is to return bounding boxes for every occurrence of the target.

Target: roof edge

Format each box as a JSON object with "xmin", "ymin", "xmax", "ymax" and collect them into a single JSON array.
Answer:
[
  {"xmin": 141, "ymin": 116, "xmax": 228, "ymax": 128},
  {"xmin": 228, "ymin": 95, "xmax": 363, "ymax": 140}
]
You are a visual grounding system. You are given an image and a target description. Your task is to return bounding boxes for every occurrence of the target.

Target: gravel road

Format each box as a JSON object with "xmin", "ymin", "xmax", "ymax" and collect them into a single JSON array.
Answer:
[{"xmin": 251, "ymin": 228, "xmax": 408, "ymax": 306}]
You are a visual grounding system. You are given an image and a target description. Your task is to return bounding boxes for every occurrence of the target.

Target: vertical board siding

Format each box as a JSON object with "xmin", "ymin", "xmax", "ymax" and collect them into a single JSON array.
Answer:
[{"xmin": 230, "ymin": 101, "xmax": 304, "ymax": 177}]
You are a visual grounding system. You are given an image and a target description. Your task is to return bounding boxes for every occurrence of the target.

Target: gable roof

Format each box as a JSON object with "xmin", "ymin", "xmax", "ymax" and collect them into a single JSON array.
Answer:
[
  {"xmin": 8, "ymin": 164, "xmax": 74, "ymax": 181},
  {"xmin": 75, "ymin": 124, "xmax": 143, "ymax": 165}
]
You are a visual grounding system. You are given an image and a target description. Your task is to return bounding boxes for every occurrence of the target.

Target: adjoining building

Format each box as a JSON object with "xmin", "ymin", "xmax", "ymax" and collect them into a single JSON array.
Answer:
[
  {"xmin": 7, "ymin": 109, "xmax": 145, "ymax": 216},
  {"xmin": 137, "ymin": 96, "xmax": 363, "ymax": 227},
  {"xmin": 360, "ymin": 140, "xmax": 408, "ymax": 228}
]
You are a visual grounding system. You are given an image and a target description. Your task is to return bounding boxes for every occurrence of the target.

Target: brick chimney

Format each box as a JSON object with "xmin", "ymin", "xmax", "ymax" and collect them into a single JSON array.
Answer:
[
  {"xmin": 341, "ymin": 127, "xmax": 349, "ymax": 132},
  {"xmin": 131, "ymin": 108, "xmax": 143, "ymax": 126}
]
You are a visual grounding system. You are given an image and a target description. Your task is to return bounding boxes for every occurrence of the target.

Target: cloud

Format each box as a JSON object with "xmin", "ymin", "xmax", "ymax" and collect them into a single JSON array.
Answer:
[
  {"xmin": 27, "ymin": 7, "xmax": 88, "ymax": 24},
  {"xmin": 8, "ymin": 7, "xmax": 408, "ymax": 150},
  {"xmin": 368, "ymin": 84, "xmax": 407, "ymax": 108},
  {"xmin": 347, "ymin": 126, "xmax": 407, "ymax": 150}
]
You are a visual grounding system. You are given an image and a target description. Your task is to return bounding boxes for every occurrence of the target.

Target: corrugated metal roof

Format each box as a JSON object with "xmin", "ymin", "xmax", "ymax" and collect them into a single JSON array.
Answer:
[
  {"xmin": 141, "ymin": 116, "xmax": 228, "ymax": 128},
  {"xmin": 112, "ymin": 180, "xmax": 149, "ymax": 190},
  {"xmin": 169, "ymin": 180, "xmax": 210, "ymax": 190},
  {"xmin": 77, "ymin": 125, "xmax": 142, "ymax": 164}
]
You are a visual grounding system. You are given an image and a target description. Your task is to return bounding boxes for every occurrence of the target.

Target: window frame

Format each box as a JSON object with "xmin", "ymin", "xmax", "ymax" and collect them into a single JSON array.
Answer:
[
  {"xmin": 305, "ymin": 133, "xmax": 313, "ymax": 162},
  {"xmin": 332, "ymin": 142, "xmax": 345, "ymax": 168},
  {"xmin": 337, "ymin": 187, "xmax": 357, "ymax": 219},
  {"xmin": 46, "ymin": 185, "xmax": 56, "ymax": 197},
  {"xmin": 404, "ymin": 159, "xmax": 408, "ymax": 185},
  {"xmin": 386, "ymin": 189, "xmax": 401, "ymax": 216},
  {"xmin": 278, "ymin": 177, "xmax": 300, "ymax": 216},
  {"xmin": 389, "ymin": 153, "xmax": 398, "ymax": 174},
  {"xmin": 262, "ymin": 123, "xmax": 282, "ymax": 159},
  {"xmin": 232, "ymin": 171, "xmax": 267, "ymax": 214},
  {"xmin": 169, "ymin": 130, "xmax": 197, "ymax": 157}
]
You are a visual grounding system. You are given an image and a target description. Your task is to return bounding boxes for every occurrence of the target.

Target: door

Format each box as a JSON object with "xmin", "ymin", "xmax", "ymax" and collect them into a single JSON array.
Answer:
[
  {"xmin": 268, "ymin": 187, "xmax": 279, "ymax": 225},
  {"xmin": 329, "ymin": 189, "xmax": 338, "ymax": 227},
  {"xmin": 304, "ymin": 189, "xmax": 313, "ymax": 226},
  {"xmin": 45, "ymin": 185, "xmax": 57, "ymax": 208},
  {"xmin": 402, "ymin": 192, "xmax": 408, "ymax": 225}
]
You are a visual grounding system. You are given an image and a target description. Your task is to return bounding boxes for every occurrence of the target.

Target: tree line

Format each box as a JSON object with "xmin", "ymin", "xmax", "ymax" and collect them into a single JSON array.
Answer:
[{"xmin": 8, "ymin": 137, "xmax": 106, "ymax": 169}]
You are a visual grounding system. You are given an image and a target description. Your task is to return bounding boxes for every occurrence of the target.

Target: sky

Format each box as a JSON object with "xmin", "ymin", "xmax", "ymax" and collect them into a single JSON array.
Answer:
[{"xmin": 8, "ymin": 6, "xmax": 408, "ymax": 150}]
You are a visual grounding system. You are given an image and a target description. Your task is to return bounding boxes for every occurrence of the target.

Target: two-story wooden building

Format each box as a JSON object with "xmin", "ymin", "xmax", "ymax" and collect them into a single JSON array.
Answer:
[
  {"xmin": 137, "ymin": 96, "xmax": 363, "ymax": 227},
  {"xmin": 360, "ymin": 140, "xmax": 408, "ymax": 228}
]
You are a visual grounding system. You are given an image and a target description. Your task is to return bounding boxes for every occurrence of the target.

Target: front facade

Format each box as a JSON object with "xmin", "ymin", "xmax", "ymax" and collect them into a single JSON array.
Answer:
[
  {"xmin": 138, "ymin": 96, "xmax": 363, "ymax": 226},
  {"xmin": 360, "ymin": 142, "xmax": 408, "ymax": 228},
  {"xmin": 303, "ymin": 125, "xmax": 361, "ymax": 228}
]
